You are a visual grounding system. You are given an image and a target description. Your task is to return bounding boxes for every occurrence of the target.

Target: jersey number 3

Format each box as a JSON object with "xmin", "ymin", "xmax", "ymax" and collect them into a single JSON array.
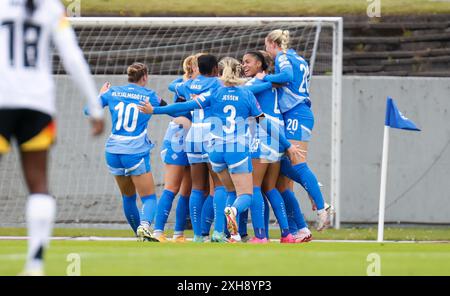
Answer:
[
  {"xmin": 1, "ymin": 20, "xmax": 41, "ymax": 68},
  {"xmin": 223, "ymin": 105, "xmax": 236, "ymax": 134}
]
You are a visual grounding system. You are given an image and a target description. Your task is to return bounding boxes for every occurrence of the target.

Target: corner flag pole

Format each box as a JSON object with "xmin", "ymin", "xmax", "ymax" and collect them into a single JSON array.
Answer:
[
  {"xmin": 377, "ymin": 125, "xmax": 390, "ymax": 242},
  {"xmin": 378, "ymin": 97, "xmax": 420, "ymax": 242}
]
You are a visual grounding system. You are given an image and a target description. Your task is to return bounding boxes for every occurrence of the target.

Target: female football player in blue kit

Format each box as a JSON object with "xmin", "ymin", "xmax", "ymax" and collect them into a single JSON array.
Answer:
[
  {"xmin": 97, "ymin": 63, "xmax": 167, "ymax": 242},
  {"xmin": 256, "ymin": 29, "xmax": 332, "ymax": 232},
  {"xmin": 242, "ymin": 51, "xmax": 311, "ymax": 243},
  {"xmin": 167, "ymin": 54, "xmax": 225, "ymax": 242},
  {"xmin": 139, "ymin": 57, "xmax": 302, "ymax": 243},
  {"xmin": 153, "ymin": 55, "xmax": 199, "ymax": 243}
]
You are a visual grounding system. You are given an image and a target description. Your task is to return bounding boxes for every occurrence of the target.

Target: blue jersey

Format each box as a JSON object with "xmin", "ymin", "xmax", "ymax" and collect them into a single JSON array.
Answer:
[
  {"xmin": 265, "ymin": 49, "xmax": 310, "ymax": 113},
  {"xmin": 196, "ymin": 86, "xmax": 263, "ymax": 145},
  {"xmin": 245, "ymin": 78, "xmax": 283, "ymax": 125},
  {"xmin": 174, "ymin": 75, "xmax": 222, "ymax": 123},
  {"xmin": 100, "ymin": 84, "xmax": 161, "ymax": 154},
  {"xmin": 167, "ymin": 77, "xmax": 192, "ymax": 119}
]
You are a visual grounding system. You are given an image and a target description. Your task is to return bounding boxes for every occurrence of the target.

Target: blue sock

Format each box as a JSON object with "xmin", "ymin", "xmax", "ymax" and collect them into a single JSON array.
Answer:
[
  {"xmin": 122, "ymin": 194, "xmax": 140, "ymax": 234},
  {"xmin": 226, "ymin": 191, "xmax": 237, "ymax": 207},
  {"xmin": 154, "ymin": 189, "xmax": 175, "ymax": 232},
  {"xmin": 263, "ymin": 196, "xmax": 270, "ymax": 239},
  {"xmin": 189, "ymin": 189, "xmax": 206, "ymax": 236},
  {"xmin": 233, "ymin": 194, "xmax": 252, "ymax": 215},
  {"xmin": 280, "ymin": 158, "xmax": 325, "ymax": 210},
  {"xmin": 239, "ymin": 210, "xmax": 248, "ymax": 237},
  {"xmin": 140, "ymin": 194, "xmax": 157, "ymax": 225},
  {"xmin": 265, "ymin": 189, "xmax": 290, "ymax": 237},
  {"xmin": 201, "ymin": 195, "xmax": 214, "ymax": 236},
  {"xmin": 213, "ymin": 186, "xmax": 227, "ymax": 233},
  {"xmin": 174, "ymin": 195, "xmax": 189, "ymax": 232},
  {"xmin": 251, "ymin": 187, "xmax": 266, "ymax": 239},
  {"xmin": 281, "ymin": 189, "xmax": 307, "ymax": 230},
  {"xmin": 286, "ymin": 205, "xmax": 299, "ymax": 235}
]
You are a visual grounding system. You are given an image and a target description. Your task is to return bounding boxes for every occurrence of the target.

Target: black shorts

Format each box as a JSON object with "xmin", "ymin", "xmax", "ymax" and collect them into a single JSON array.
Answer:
[{"xmin": 0, "ymin": 109, "xmax": 56, "ymax": 154}]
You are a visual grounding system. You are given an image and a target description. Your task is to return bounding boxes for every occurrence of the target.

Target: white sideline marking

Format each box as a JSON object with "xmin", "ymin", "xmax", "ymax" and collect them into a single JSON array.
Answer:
[{"xmin": 0, "ymin": 236, "xmax": 448, "ymax": 243}]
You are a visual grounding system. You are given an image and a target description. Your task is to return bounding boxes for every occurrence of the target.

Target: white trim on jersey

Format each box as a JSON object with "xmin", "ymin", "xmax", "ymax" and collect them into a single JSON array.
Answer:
[
  {"xmin": 264, "ymin": 114, "xmax": 285, "ymax": 125},
  {"xmin": 228, "ymin": 157, "xmax": 249, "ymax": 169},
  {"xmin": 209, "ymin": 160, "xmax": 225, "ymax": 168},
  {"xmin": 109, "ymin": 129, "xmax": 147, "ymax": 141},
  {"xmin": 282, "ymin": 86, "xmax": 308, "ymax": 103},
  {"xmin": 186, "ymin": 153, "xmax": 208, "ymax": 159},
  {"xmin": 260, "ymin": 142, "xmax": 284, "ymax": 158},
  {"xmin": 125, "ymin": 158, "xmax": 145, "ymax": 173}
]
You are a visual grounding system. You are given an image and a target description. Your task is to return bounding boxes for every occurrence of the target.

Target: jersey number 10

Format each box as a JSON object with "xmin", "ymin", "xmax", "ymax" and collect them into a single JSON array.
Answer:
[
  {"xmin": 114, "ymin": 102, "xmax": 139, "ymax": 132},
  {"xmin": 1, "ymin": 20, "xmax": 41, "ymax": 68}
]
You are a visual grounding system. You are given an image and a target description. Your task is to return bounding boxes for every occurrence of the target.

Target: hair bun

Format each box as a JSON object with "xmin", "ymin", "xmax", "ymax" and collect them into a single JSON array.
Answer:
[{"xmin": 127, "ymin": 62, "xmax": 148, "ymax": 83}]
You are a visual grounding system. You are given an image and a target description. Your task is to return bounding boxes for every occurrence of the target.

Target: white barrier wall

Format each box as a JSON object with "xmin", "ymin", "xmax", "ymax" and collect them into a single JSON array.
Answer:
[{"xmin": 0, "ymin": 76, "xmax": 449, "ymax": 226}]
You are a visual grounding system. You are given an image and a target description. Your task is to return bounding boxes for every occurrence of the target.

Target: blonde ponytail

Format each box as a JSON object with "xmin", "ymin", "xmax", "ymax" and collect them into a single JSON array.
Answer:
[
  {"xmin": 280, "ymin": 30, "xmax": 290, "ymax": 54},
  {"xmin": 267, "ymin": 29, "xmax": 290, "ymax": 54},
  {"xmin": 182, "ymin": 53, "xmax": 205, "ymax": 80},
  {"xmin": 182, "ymin": 55, "xmax": 196, "ymax": 81},
  {"xmin": 219, "ymin": 57, "xmax": 245, "ymax": 86}
]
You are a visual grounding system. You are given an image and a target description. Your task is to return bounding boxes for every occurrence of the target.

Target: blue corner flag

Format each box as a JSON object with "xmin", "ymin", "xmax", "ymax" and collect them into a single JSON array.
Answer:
[{"xmin": 385, "ymin": 97, "xmax": 421, "ymax": 131}]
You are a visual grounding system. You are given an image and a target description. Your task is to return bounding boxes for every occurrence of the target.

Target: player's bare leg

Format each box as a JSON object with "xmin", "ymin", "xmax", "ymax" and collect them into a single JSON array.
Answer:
[
  {"xmin": 262, "ymin": 162, "xmax": 280, "ymax": 193},
  {"xmin": 190, "ymin": 163, "xmax": 209, "ymax": 191},
  {"xmin": 179, "ymin": 167, "xmax": 192, "ymax": 197},
  {"xmin": 114, "ymin": 175, "xmax": 136, "ymax": 196},
  {"xmin": 252, "ymin": 160, "xmax": 268, "ymax": 188}
]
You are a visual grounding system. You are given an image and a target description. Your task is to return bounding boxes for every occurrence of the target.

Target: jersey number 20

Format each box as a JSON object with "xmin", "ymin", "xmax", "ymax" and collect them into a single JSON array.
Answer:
[
  {"xmin": 114, "ymin": 102, "xmax": 139, "ymax": 132},
  {"xmin": 298, "ymin": 64, "xmax": 310, "ymax": 94}
]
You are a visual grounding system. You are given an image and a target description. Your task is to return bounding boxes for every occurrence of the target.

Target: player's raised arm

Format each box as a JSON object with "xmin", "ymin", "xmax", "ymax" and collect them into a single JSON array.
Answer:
[
  {"xmin": 50, "ymin": 10, "xmax": 104, "ymax": 135},
  {"xmin": 244, "ymin": 80, "xmax": 272, "ymax": 94},
  {"xmin": 139, "ymin": 92, "xmax": 210, "ymax": 115}
]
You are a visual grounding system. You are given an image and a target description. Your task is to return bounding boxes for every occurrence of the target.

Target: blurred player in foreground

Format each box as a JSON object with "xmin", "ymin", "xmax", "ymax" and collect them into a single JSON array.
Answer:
[{"xmin": 0, "ymin": 0, "xmax": 104, "ymax": 275}]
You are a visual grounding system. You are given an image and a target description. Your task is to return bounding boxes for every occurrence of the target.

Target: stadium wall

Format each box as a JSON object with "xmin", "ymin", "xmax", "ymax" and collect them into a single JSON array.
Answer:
[{"xmin": 0, "ymin": 76, "xmax": 449, "ymax": 226}]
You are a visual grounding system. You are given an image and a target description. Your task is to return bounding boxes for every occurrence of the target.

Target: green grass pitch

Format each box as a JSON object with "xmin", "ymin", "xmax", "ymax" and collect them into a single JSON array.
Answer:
[
  {"xmin": 1, "ymin": 227, "xmax": 449, "ymax": 276},
  {"xmin": 1, "ymin": 240, "xmax": 449, "ymax": 276}
]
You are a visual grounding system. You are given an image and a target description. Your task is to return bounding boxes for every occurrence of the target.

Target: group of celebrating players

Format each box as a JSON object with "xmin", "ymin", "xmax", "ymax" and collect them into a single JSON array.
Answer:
[
  {"xmin": 0, "ymin": 0, "xmax": 334, "ymax": 275},
  {"xmin": 97, "ymin": 29, "xmax": 334, "ymax": 244}
]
